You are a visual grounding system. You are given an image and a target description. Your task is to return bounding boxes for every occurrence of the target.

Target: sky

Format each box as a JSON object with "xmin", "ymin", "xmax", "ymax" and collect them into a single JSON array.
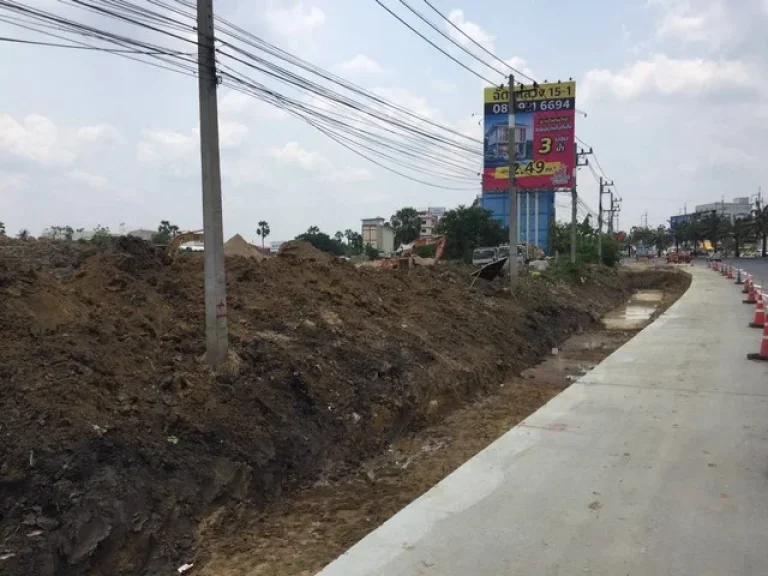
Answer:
[{"xmin": 1, "ymin": 0, "xmax": 767, "ymax": 243}]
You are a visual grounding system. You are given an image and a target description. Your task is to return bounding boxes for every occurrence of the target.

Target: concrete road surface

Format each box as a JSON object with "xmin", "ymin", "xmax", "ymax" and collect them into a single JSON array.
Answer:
[
  {"xmin": 723, "ymin": 258, "xmax": 768, "ymax": 287},
  {"xmin": 317, "ymin": 267, "xmax": 768, "ymax": 576}
]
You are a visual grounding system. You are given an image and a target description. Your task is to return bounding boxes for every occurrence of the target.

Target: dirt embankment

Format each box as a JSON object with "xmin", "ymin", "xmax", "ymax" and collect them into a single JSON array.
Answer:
[{"xmin": 0, "ymin": 238, "xmax": 683, "ymax": 575}]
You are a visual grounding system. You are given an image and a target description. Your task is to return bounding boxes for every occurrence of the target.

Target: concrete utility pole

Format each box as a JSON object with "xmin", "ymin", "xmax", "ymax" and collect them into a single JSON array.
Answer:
[
  {"xmin": 572, "ymin": 148, "xmax": 592, "ymax": 263},
  {"xmin": 598, "ymin": 177, "xmax": 604, "ymax": 260},
  {"xmin": 607, "ymin": 191, "xmax": 615, "ymax": 234},
  {"xmin": 197, "ymin": 0, "xmax": 228, "ymax": 367},
  {"xmin": 508, "ymin": 74, "xmax": 518, "ymax": 288},
  {"xmin": 598, "ymin": 177, "xmax": 614, "ymax": 261}
]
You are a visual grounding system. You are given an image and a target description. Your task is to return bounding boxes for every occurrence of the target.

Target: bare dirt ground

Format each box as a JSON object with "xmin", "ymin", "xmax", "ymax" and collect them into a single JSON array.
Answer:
[
  {"xmin": 196, "ymin": 278, "xmax": 689, "ymax": 576},
  {"xmin": 0, "ymin": 237, "xmax": 689, "ymax": 576}
]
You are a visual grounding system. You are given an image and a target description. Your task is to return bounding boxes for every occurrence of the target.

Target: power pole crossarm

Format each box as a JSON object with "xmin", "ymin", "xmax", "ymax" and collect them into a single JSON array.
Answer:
[{"xmin": 197, "ymin": 0, "xmax": 228, "ymax": 367}]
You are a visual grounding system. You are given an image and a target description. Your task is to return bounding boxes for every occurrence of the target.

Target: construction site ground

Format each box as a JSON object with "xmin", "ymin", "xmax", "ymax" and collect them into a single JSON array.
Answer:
[{"xmin": 0, "ymin": 237, "xmax": 689, "ymax": 576}]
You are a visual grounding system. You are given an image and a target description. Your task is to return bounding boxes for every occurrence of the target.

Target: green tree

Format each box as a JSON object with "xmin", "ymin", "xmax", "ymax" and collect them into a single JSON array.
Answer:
[
  {"xmin": 295, "ymin": 228, "xmax": 345, "ymax": 255},
  {"xmin": 345, "ymin": 230, "xmax": 363, "ymax": 255},
  {"xmin": 390, "ymin": 207, "xmax": 421, "ymax": 246},
  {"xmin": 91, "ymin": 225, "xmax": 112, "ymax": 247},
  {"xmin": 753, "ymin": 201, "xmax": 768, "ymax": 257},
  {"xmin": 435, "ymin": 205, "xmax": 505, "ymax": 261},
  {"xmin": 364, "ymin": 243, "xmax": 380, "ymax": 260},
  {"xmin": 256, "ymin": 220, "xmax": 271, "ymax": 248},
  {"xmin": 17, "ymin": 228, "xmax": 30, "ymax": 240},
  {"xmin": 652, "ymin": 226, "xmax": 672, "ymax": 258},
  {"xmin": 0, "ymin": 221, "xmax": 5, "ymax": 236},
  {"xmin": 151, "ymin": 220, "xmax": 180, "ymax": 244},
  {"xmin": 732, "ymin": 216, "xmax": 754, "ymax": 258}
]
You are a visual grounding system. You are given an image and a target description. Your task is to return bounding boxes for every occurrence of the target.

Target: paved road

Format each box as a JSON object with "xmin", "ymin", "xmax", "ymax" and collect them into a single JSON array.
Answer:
[
  {"xmin": 318, "ymin": 267, "xmax": 768, "ymax": 576},
  {"xmin": 722, "ymin": 257, "xmax": 768, "ymax": 286}
]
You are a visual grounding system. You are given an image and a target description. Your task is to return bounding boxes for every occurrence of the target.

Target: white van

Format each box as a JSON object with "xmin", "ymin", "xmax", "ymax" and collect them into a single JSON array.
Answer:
[{"xmin": 471, "ymin": 246, "xmax": 497, "ymax": 266}]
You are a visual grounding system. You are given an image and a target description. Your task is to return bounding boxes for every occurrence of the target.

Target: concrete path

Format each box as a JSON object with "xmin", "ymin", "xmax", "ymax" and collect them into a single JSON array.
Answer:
[{"xmin": 318, "ymin": 268, "xmax": 768, "ymax": 576}]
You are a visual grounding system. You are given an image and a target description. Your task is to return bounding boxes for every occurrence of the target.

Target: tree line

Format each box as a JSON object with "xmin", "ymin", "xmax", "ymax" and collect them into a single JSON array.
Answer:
[{"xmin": 630, "ymin": 201, "xmax": 768, "ymax": 258}]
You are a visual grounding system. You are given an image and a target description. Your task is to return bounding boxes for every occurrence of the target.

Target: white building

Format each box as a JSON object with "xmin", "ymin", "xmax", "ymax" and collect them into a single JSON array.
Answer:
[
  {"xmin": 361, "ymin": 217, "xmax": 395, "ymax": 254},
  {"xmin": 418, "ymin": 206, "xmax": 446, "ymax": 237},
  {"xmin": 695, "ymin": 197, "xmax": 753, "ymax": 222}
]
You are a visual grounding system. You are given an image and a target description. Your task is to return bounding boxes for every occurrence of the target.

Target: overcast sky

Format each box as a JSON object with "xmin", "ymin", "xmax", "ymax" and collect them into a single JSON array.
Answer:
[{"xmin": 1, "ymin": 0, "xmax": 767, "ymax": 242}]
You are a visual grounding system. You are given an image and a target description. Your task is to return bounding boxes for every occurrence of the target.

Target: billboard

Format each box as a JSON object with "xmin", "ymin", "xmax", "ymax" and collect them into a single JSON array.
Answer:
[{"xmin": 483, "ymin": 81, "xmax": 576, "ymax": 191}]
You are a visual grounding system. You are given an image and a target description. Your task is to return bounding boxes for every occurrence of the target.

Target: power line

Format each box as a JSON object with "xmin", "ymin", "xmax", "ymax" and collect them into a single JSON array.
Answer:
[
  {"xmin": 420, "ymin": 0, "xmax": 535, "ymax": 83},
  {"xmin": 394, "ymin": 0, "xmax": 508, "ymax": 79},
  {"xmin": 372, "ymin": 0, "xmax": 499, "ymax": 85},
  {"xmin": 0, "ymin": 34, "xmax": 189, "ymax": 53},
  {"xmin": 0, "ymin": 0, "xmax": 483, "ymax": 188}
]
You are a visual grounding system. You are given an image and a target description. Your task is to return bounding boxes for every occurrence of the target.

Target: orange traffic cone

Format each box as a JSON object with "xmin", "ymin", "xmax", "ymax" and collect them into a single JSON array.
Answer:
[
  {"xmin": 747, "ymin": 311, "xmax": 768, "ymax": 361},
  {"xmin": 750, "ymin": 292, "xmax": 765, "ymax": 328},
  {"xmin": 744, "ymin": 279, "xmax": 758, "ymax": 304},
  {"xmin": 721, "ymin": 264, "xmax": 728, "ymax": 276},
  {"xmin": 727, "ymin": 266, "xmax": 733, "ymax": 279},
  {"xmin": 743, "ymin": 275, "xmax": 751, "ymax": 294},
  {"xmin": 714, "ymin": 261, "xmax": 720, "ymax": 272},
  {"xmin": 735, "ymin": 268, "xmax": 744, "ymax": 285}
]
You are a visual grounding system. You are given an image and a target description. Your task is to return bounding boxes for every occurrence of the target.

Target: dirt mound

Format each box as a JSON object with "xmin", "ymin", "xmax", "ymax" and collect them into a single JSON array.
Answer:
[
  {"xmin": 0, "ymin": 241, "xmax": 658, "ymax": 575},
  {"xmin": 277, "ymin": 240, "xmax": 332, "ymax": 262},
  {"xmin": 224, "ymin": 234, "xmax": 265, "ymax": 260},
  {"xmin": 0, "ymin": 237, "xmax": 98, "ymax": 280}
]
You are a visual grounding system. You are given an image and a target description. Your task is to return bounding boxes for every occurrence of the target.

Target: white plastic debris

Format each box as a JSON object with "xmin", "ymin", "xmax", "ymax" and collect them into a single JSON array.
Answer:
[
  {"xmin": 0, "ymin": 552, "xmax": 15, "ymax": 561},
  {"xmin": 167, "ymin": 436, "xmax": 179, "ymax": 445},
  {"xmin": 551, "ymin": 347, "xmax": 559, "ymax": 356},
  {"xmin": 177, "ymin": 563, "xmax": 194, "ymax": 573}
]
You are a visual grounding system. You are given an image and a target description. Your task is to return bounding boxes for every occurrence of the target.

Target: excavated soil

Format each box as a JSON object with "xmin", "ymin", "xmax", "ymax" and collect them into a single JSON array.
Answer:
[{"xmin": 0, "ymin": 238, "xmax": 688, "ymax": 575}]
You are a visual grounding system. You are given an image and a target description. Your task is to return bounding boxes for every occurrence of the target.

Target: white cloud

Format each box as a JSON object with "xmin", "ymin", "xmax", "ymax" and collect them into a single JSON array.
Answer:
[
  {"xmin": 219, "ymin": 90, "xmax": 289, "ymax": 120},
  {"xmin": 263, "ymin": 1, "xmax": 325, "ymax": 38},
  {"xmin": 136, "ymin": 128, "xmax": 198, "ymax": 177},
  {"xmin": 325, "ymin": 167, "xmax": 373, "ymax": 183},
  {"xmin": 446, "ymin": 9, "xmax": 494, "ymax": 52},
  {"xmin": 336, "ymin": 54, "xmax": 390, "ymax": 75},
  {"xmin": 372, "ymin": 87, "xmax": 437, "ymax": 119},
  {"xmin": 0, "ymin": 172, "xmax": 30, "ymax": 196},
  {"xmin": 582, "ymin": 54, "xmax": 755, "ymax": 101},
  {"xmin": 68, "ymin": 169, "xmax": 108, "ymax": 190},
  {"xmin": 76, "ymin": 124, "xmax": 120, "ymax": 149},
  {"xmin": 430, "ymin": 78, "xmax": 458, "ymax": 95},
  {"xmin": 267, "ymin": 142, "xmax": 372, "ymax": 184},
  {"xmin": 0, "ymin": 114, "xmax": 75, "ymax": 166},
  {"xmin": 650, "ymin": 0, "xmax": 727, "ymax": 45},
  {"xmin": 268, "ymin": 141, "xmax": 331, "ymax": 172},
  {"xmin": 219, "ymin": 122, "xmax": 249, "ymax": 148}
]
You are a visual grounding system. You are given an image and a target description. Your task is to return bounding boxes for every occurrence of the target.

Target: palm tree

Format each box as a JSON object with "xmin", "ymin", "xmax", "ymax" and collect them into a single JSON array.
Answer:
[
  {"xmin": 17, "ymin": 228, "xmax": 30, "ymax": 241},
  {"xmin": 256, "ymin": 220, "xmax": 270, "ymax": 248},
  {"xmin": 390, "ymin": 207, "xmax": 421, "ymax": 246},
  {"xmin": 732, "ymin": 216, "xmax": 754, "ymax": 258},
  {"xmin": 334, "ymin": 231, "xmax": 344, "ymax": 243},
  {"xmin": 306, "ymin": 225, "xmax": 320, "ymax": 235}
]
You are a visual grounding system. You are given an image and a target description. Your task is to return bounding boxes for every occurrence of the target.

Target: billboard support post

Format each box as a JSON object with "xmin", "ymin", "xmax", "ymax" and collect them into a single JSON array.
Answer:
[{"xmin": 508, "ymin": 74, "xmax": 518, "ymax": 289}]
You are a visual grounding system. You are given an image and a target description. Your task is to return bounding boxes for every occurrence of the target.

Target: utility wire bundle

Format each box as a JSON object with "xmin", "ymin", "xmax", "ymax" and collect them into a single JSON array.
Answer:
[{"xmin": 0, "ymin": 0, "xmax": 484, "ymax": 190}]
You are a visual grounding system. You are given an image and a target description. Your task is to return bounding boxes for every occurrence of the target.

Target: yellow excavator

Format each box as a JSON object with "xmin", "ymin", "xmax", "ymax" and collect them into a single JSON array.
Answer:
[{"xmin": 164, "ymin": 230, "xmax": 203, "ymax": 260}]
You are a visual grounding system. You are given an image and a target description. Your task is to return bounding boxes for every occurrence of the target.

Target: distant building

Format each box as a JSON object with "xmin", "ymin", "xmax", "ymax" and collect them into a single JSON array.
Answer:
[
  {"xmin": 128, "ymin": 229, "xmax": 155, "ymax": 241},
  {"xmin": 417, "ymin": 207, "xmax": 446, "ymax": 237},
  {"xmin": 270, "ymin": 240, "xmax": 285, "ymax": 253},
  {"xmin": 361, "ymin": 217, "xmax": 395, "ymax": 254},
  {"xmin": 695, "ymin": 197, "xmax": 752, "ymax": 222}
]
